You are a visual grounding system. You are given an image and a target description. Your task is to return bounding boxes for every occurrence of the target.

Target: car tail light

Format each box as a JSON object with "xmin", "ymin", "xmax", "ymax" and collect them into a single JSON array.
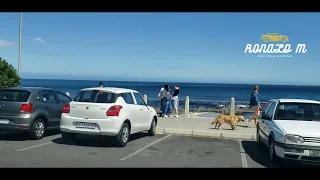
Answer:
[
  {"xmin": 20, "ymin": 103, "xmax": 33, "ymax": 113},
  {"xmin": 106, "ymin": 105, "xmax": 122, "ymax": 116},
  {"xmin": 63, "ymin": 104, "xmax": 70, "ymax": 113}
]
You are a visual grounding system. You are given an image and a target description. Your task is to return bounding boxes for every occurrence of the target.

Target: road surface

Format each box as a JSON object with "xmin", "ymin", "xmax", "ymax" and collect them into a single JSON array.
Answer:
[{"xmin": 0, "ymin": 131, "xmax": 315, "ymax": 167}]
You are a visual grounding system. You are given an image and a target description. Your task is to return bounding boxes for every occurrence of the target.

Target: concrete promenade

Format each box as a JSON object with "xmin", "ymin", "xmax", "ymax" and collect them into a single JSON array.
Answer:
[{"xmin": 156, "ymin": 116, "xmax": 257, "ymax": 140}]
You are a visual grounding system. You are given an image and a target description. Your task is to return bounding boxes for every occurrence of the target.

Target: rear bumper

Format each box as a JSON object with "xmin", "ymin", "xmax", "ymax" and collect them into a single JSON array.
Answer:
[
  {"xmin": 0, "ymin": 114, "xmax": 33, "ymax": 131},
  {"xmin": 60, "ymin": 113, "xmax": 123, "ymax": 136}
]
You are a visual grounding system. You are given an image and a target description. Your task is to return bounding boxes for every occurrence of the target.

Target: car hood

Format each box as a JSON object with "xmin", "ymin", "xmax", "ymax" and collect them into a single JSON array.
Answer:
[{"xmin": 275, "ymin": 120, "xmax": 320, "ymax": 137}]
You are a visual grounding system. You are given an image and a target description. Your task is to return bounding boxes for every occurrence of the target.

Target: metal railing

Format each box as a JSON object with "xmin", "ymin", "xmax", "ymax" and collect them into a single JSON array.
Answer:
[{"xmin": 143, "ymin": 94, "xmax": 267, "ymax": 117}]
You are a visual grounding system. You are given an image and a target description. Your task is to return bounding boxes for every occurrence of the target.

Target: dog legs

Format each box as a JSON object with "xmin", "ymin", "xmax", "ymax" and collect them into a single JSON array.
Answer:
[{"xmin": 231, "ymin": 123, "xmax": 236, "ymax": 130}]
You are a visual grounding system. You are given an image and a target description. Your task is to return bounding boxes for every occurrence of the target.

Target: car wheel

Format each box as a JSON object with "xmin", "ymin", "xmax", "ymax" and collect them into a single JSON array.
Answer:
[
  {"xmin": 147, "ymin": 117, "xmax": 157, "ymax": 136},
  {"xmin": 256, "ymin": 127, "xmax": 263, "ymax": 147},
  {"xmin": 61, "ymin": 132, "xmax": 77, "ymax": 142},
  {"xmin": 263, "ymin": 37, "xmax": 269, "ymax": 42},
  {"xmin": 115, "ymin": 122, "xmax": 130, "ymax": 147},
  {"xmin": 281, "ymin": 37, "xmax": 287, "ymax": 42},
  {"xmin": 30, "ymin": 119, "xmax": 46, "ymax": 140},
  {"xmin": 269, "ymin": 137, "xmax": 280, "ymax": 164}
]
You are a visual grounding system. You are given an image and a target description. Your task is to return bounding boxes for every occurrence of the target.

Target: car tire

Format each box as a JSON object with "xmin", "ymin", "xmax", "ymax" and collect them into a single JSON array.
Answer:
[
  {"xmin": 281, "ymin": 37, "xmax": 287, "ymax": 42},
  {"xmin": 269, "ymin": 136, "xmax": 280, "ymax": 164},
  {"xmin": 30, "ymin": 119, "xmax": 46, "ymax": 140},
  {"xmin": 256, "ymin": 127, "xmax": 263, "ymax": 147},
  {"xmin": 147, "ymin": 117, "xmax": 157, "ymax": 136},
  {"xmin": 115, "ymin": 122, "xmax": 130, "ymax": 147},
  {"xmin": 61, "ymin": 132, "xmax": 77, "ymax": 142},
  {"xmin": 263, "ymin": 37, "xmax": 269, "ymax": 42}
]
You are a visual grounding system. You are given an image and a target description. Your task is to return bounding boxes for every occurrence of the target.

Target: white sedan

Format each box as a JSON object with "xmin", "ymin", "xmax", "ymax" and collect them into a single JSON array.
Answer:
[
  {"xmin": 257, "ymin": 98, "xmax": 320, "ymax": 164},
  {"xmin": 60, "ymin": 87, "xmax": 158, "ymax": 147}
]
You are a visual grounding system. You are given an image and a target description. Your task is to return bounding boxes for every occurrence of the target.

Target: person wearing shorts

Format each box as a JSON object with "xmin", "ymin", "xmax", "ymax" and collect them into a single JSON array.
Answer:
[{"xmin": 171, "ymin": 85, "xmax": 180, "ymax": 117}]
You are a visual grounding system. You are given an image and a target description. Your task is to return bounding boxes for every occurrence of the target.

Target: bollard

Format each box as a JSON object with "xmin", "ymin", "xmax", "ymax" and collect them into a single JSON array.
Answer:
[
  {"xmin": 185, "ymin": 96, "xmax": 190, "ymax": 117},
  {"xmin": 143, "ymin": 94, "xmax": 148, "ymax": 104},
  {"xmin": 230, "ymin": 97, "xmax": 235, "ymax": 116}
]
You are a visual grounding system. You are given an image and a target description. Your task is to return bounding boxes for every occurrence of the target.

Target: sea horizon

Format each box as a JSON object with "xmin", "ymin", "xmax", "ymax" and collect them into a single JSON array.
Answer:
[{"xmin": 21, "ymin": 78, "xmax": 320, "ymax": 87}]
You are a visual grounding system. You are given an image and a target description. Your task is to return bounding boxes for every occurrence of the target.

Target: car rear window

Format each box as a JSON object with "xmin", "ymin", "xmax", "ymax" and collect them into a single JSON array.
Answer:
[
  {"xmin": 275, "ymin": 102, "xmax": 320, "ymax": 121},
  {"xmin": 0, "ymin": 90, "xmax": 31, "ymax": 102},
  {"xmin": 74, "ymin": 90, "xmax": 116, "ymax": 103}
]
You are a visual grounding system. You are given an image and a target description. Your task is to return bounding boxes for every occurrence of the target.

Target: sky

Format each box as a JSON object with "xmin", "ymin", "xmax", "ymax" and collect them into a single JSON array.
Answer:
[{"xmin": 0, "ymin": 12, "xmax": 319, "ymax": 85}]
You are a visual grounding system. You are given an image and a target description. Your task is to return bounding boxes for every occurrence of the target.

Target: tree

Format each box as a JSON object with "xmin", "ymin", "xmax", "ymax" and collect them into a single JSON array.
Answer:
[{"xmin": 0, "ymin": 57, "xmax": 21, "ymax": 88}]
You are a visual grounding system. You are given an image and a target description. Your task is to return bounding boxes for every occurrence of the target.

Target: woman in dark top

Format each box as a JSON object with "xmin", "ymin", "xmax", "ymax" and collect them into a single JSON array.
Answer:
[
  {"xmin": 171, "ymin": 85, "xmax": 180, "ymax": 117},
  {"xmin": 246, "ymin": 85, "xmax": 261, "ymax": 127}
]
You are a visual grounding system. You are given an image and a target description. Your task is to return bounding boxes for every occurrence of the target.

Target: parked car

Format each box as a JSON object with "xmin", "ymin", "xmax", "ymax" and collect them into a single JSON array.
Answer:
[
  {"xmin": 257, "ymin": 98, "xmax": 320, "ymax": 164},
  {"xmin": 0, "ymin": 87, "xmax": 72, "ymax": 139},
  {"xmin": 60, "ymin": 87, "xmax": 158, "ymax": 147}
]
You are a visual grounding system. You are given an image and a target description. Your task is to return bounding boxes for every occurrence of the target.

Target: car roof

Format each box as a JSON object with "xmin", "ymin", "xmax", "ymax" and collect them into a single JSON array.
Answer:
[
  {"xmin": 80, "ymin": 87, "xmax": 138, "ymax": 94},
  {"xmin": 3, "ymin": 87, "xmax": 55, "ymax": 91},
  {"xmin": 270, "ymin": 98, "xmax": 320, "ymax": 104}
]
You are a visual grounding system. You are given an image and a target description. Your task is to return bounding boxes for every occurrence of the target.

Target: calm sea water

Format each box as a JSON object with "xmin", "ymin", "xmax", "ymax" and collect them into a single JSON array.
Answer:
[{"xmin": 21, "ymin": 79, "xmax": 320, "ymax": 108}]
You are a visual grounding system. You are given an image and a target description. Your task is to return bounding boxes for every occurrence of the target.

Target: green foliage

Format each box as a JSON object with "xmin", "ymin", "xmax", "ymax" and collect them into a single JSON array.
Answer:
[{"xmin": 0, "ymin": 57, "xmax": 21, "ymax": 88}]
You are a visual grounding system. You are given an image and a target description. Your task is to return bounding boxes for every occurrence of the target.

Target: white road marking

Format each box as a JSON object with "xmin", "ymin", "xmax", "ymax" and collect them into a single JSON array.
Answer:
[
  {"xmin": 120, "ymin": 134, "xmax": 172, "ymax": 161},
  {"xmin": 239, "ymin": 140, "xmax": 248, "ymax": 168},
  {"xmin": 17, "ymin": 142, "xmax": 53, "ymax": 152}
]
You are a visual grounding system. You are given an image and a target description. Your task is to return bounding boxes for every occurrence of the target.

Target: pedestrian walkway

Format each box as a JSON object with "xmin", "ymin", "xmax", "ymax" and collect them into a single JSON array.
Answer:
[{"xmin": 156, "ymin": 116, "xmax": 256, "ymax": 140}]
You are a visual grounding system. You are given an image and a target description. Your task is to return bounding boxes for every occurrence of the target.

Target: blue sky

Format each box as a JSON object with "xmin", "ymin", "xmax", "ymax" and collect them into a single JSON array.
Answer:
[{"xmin": 0, "ymin": 12, "xmax": 319, "ymax": 85}]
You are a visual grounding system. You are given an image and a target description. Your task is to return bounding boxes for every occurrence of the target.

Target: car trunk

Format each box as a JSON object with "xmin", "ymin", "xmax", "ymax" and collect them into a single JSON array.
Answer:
[
  {"xmin": 0, "ymin": 89, "xmax": 31, "ymax": 116},
  {"xmin": 0, "ymin": 101, "xmax": 26, "ymax": 116},
  {"xmin": 69, "ymin": 101, "xmax": 114, "ymax": 119}
]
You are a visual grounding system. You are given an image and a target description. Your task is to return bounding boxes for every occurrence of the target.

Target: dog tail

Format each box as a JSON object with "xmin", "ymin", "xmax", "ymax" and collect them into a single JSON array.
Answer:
[{"xmin": 211, "ymin": 117, "xmax": 218, "ymax": 125}]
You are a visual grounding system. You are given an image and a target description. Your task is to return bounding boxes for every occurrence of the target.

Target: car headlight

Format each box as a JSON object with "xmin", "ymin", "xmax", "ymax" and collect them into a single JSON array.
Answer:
[{"xmin": 284, "ymin": 134, "xmax": 304, "ymax": 144}]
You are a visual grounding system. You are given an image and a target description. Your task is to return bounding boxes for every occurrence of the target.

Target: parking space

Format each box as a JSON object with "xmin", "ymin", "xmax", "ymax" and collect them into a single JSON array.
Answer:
[{"xmin": 0, "ymin": 131, "xmax": 316, "ymax": 167}]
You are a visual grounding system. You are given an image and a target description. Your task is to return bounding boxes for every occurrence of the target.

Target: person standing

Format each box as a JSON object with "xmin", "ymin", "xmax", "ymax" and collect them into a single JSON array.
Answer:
[
  {"xmin": 158, "ymin": 84, "xmax": 167, "ymax": 116},
  {"xmin": 246, "ymin": 85, "xmax": 261, "ymax": 127},
  {"xmin": 171, "ymin": 85, "xmax": 180, "ymax": 117},
  {"xmin": 161, "ymin": 84, "xmax": 173, "ymax": 118},
  {"xmin": 99, "ymin": 81, "xmax": 104, "ymax": 88}
]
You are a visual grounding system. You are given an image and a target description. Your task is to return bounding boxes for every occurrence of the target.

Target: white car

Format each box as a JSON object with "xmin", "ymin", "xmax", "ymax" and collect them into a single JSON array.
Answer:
[
  {"xmin": 257, "ymin": 98, "xmax": 320, "ymax": 164},
  {"xmin": 60, "ymin": 87, "xmax": 158, "ymax": 147}
]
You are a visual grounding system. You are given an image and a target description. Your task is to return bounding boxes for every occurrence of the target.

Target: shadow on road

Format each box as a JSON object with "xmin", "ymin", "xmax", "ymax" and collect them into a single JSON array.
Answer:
[
  {"xmin": 241, "ymin": 140, "xmax": 316, "ymax": 168},
  {"xmin": 0, "ymin": 129, "xmax": 60, "ymax": 141},
  {"xmin": 51, "ymin": 132, "xmax": 148, "ymax": 148}
]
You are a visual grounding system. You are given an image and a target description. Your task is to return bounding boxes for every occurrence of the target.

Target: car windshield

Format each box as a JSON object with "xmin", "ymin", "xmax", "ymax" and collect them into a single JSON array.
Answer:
[
  {"xmin": 0, "ymin": 89, "xmax": 31, "ymax": 102},
  {"xmin": 274, "ymin": 102, "xmax": 320, "ymax": 121},
  {"xmin": 73, "ymin": 90, "xmax": 116, "ymax": 103}
]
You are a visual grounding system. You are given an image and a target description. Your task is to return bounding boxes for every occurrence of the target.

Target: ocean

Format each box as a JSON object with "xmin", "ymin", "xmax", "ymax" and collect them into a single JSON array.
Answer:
[{"xmin": 21, "ymin": 79, "xmax": 320, "ymax": 108}]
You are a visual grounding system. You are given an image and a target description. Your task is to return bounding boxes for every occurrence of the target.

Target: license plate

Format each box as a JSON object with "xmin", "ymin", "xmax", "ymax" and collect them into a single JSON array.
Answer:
[
  {"xmin": 75, "ymin": 122, "xmax": 96, "ymax": 129},
  {"xmin": 310, "ymin": 150, "xmax": 320, "ymax": 157},
  {"xmin": 0, "ymin": 119, "xmax": 9, "ymax": 124}
]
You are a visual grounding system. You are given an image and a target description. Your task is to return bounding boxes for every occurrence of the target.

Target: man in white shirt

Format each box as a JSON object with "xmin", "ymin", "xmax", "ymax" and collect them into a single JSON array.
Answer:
[{"xmin": 157, "ymin": 84, "xmax": 167, "ymax": 115}]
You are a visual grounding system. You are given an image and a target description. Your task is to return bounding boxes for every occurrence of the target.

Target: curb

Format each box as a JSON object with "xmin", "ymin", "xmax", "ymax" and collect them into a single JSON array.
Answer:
[{"xmin": 155, "ymin": 127, "xmax": 256, "ymax": 140}]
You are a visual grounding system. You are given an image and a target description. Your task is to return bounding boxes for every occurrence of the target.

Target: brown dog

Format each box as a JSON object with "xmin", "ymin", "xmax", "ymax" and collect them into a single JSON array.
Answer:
[{"xmin": 211, "ymin": 115, "xmax": 246, "ymax": 130}]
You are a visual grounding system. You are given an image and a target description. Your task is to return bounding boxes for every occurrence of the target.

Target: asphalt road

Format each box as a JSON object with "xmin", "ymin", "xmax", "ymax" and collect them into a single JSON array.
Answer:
[{"xmin": 0, "ymin": 130, "xmax": 317, "ymax": 167}]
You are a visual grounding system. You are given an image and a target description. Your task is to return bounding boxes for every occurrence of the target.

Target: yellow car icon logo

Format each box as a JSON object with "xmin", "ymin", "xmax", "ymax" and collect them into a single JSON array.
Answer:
[{"xmin": 261, "ymin": 33, "xmax": 289, "ymax": 42}]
